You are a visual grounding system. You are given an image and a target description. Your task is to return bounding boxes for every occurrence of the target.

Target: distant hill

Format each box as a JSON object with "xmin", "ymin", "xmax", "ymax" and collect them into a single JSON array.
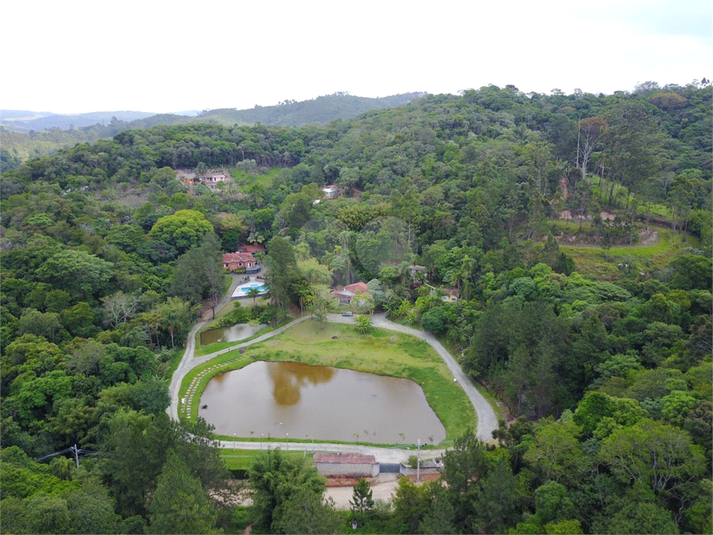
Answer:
[
  {"xmin": 0, "ymin": 93, "xmax": 427, "ymax": 168},
  {"xmin": 0, "ymin": 110, "xmax": 161, "ymax": 132},
  {"xmin": 197, "ymin": 92, "xmax": 427, "ymax": 127}
]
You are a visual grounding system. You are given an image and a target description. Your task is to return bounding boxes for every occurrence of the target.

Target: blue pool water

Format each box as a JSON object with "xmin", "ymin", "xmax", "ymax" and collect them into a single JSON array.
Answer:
[{"xmin": 232, "ymin": 282, "xmax": 269, "ymax": 299}]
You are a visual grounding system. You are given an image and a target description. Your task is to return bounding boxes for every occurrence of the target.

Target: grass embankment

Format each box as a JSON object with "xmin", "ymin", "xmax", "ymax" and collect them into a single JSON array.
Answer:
[
  {"xmin": 161, "ymin": 347, "xmax": 186, "ymax": 381},
  {"xmin": 180, "ymin": 320, "xmax": 474, "ymax": 446},
  {"xmin": 560, "ymin": 228, "xmax": 699, "ymax": 279},
  {"xmin": 194, "ymin": 315, "xmax": 294, "ymax": 357},
  {"xmin": 221, "ymin": 449, "xmax": 311, "ymax": 470}
]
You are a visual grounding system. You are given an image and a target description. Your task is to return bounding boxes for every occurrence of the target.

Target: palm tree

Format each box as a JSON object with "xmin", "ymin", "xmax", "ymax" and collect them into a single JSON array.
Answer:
[{"xmin": 246, "ymin": 287, "xmax": 261, "ymax": 311}]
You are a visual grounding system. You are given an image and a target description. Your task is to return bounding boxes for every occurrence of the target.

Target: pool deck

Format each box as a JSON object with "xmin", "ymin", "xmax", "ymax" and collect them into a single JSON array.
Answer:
[{"xmin": 230, "ymin": 276, "xmax": 269, "ymax": 299}]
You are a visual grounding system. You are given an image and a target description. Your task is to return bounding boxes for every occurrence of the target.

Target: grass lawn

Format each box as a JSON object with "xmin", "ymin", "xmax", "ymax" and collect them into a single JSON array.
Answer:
[
  {"xmin": 180, "ymin": 320, "xmax": 475, "ymax": 446},
  {"xmin": 221, "ymin": 448, "xmax": 311, "ymax": 471},
  {"xmin": 227, "ymin": 167, "xmax": 280, "ymax": 190}
]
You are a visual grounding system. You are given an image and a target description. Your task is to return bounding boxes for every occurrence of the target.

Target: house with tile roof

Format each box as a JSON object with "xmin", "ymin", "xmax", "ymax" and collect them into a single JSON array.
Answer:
[
  {"xmin": 332, "ymin": 281, "xmax": 369, "ymax": 304},
  {"xmin": 222, "ymin": 252, "xmax": 260, "ymax": 274}
]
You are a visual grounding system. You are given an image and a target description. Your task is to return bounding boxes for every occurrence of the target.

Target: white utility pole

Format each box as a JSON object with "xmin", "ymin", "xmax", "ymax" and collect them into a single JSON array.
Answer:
[{"xmin": 416, "ymin": 439, "xmax": 421, "ymax": 482}]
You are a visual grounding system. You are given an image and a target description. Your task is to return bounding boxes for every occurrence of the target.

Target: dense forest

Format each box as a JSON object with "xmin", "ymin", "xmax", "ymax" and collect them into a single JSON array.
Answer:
[
  {"xmin": 1, "ymin": 81, "xmax": 711, "ymax": 534},
  {"xmin": 0, "ymin": 93, "xmax": 423, "ymax": 167}
]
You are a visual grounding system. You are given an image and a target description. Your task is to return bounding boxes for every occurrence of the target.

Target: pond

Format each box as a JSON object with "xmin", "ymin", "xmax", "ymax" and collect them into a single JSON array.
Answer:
[
  {"xmin": 200, "ymin": 323, "xmax": 264, "ymax": 346},
  {"xmin": 198, "ymin": 361, "xmax": 446, "ymax": 444}
]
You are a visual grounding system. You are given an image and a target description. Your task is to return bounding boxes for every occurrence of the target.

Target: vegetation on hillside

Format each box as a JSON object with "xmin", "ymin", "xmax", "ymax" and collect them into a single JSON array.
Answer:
[
  {"xmin": 0, "ymin": 92, "xmax": 424, "ymax": 168},
  {"xmin": 1, "ymin": 81, "xmax": 710, "ymax": 533}
]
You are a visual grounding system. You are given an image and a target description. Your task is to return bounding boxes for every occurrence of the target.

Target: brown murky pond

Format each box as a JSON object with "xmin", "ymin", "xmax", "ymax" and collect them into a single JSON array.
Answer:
[
  {"xmin": 198, "ymin": 361, "xmax": 446, "ymax": 444},
  {"xmin": 200, "ymin": 324, "xmax": 264, "ymax": 345}
]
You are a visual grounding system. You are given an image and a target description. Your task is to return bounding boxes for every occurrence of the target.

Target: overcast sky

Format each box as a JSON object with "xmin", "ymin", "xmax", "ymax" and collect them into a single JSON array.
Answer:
[{"xmin": 2, "ymin": 0, "xmax": 710, "ymax": 114}]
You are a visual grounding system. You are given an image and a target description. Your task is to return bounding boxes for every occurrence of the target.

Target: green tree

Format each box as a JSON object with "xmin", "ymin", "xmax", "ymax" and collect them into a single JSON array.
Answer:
[
  {"xmin": 248, "ymin": 448, "xmax": 326, "ymax": 532},
  {"xmin": 0, "ymin": 495, "xmax": 71, "ymax": 534},
  {"xmin": 355, "ymin": 314, "xmax": 372, "ymax": 334},
  {"xmin": 297, "ymin": 257, "xmax": 333, "ymax": 285},
  {"xmin": 264, "ymin": 237, "xmax": 299, "ymax": 311},
  {"xmin": 35, "ymin": 249, "xmax": 114, "ymax": 302},
  {"xmin": 275, "ymin": 488, "xmax": 342, "ymax": 534},
  {"xmin": 171, "ymin": 233, "xmax": 225, "ymax": 316},
  {"xmin": 604, "ymin": 501, "xmax": 678, "ymax": 535},
  {"xmin": 99, "ymin": 410, "xmax": 174, "ymax": 517},
  {"xmin": 533, "ymin": 480, "xmax": 575, "ymax": 525},
  {"xmin": 474, "ymin": 455, "xmax": 523, "ymax": 533},
  {"xmin": 16, "ymin": 308, "xmax": 63, "ymax": 342},
  {"xmin": 523, "ymin": 419, "xmax": 584, "ymax": 486},
  {"xmin": 61, "ymin": 301, "xmax": 97, "ymax": 337},
  {"xmin": 392, "ymin": 476, "xmax": 430, "ymax": 534},
  {"xmin": 65, "ymin": 477, "xmax": 122, "ymax": 535},
  {"xmin": 441, "ymin": 429, "xmax": 487, "ymax": 530},
  {"xmin": 351, "ymin": 292, "xmax": 375, "ymax": 315},
  {"xmin": 350, "ymin": 477, "xmax": 375, "ymax": 521},
  {"xmin": 148, "ymin": 209, "xmax": 213, "ymax": 256},
  {"xmin": 306, "ymin": 284, "xmax": 336, "ymax": 322},
  {"xmin": 599, "ymin": 418, "xmax": 705, "ymax": 494},
  {"xmin": 246, "ymin": 286, "xmax": 261, "ymax": 311},
  {"xmin": 147, "ymin": 450, "xmax": 218, "ymax": 534},
  {"xmin": 420, "ymin": 482, "xmax": 457, "ymax": 534}
]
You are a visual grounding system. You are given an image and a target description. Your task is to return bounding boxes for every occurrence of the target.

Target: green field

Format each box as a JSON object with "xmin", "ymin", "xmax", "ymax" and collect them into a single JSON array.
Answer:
[
  {"xmin": 227, "ymin": 167, "xmax": 280, "ymax": 190},
  {"xmin": 180, "ymin": 320, "xmax": 475, "ymax": 445}
]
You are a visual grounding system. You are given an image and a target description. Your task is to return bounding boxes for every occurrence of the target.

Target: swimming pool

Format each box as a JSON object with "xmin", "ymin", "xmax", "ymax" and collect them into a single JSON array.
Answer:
[{"xmin": 231, "ymin": 281, "xmax": 268, "ymax": 299}]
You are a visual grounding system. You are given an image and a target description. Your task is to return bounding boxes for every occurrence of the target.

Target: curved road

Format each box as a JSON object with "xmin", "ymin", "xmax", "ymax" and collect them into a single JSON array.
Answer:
[{"xmin": 168, "ymin": 310, "xmax": 499, "ymax": 461}]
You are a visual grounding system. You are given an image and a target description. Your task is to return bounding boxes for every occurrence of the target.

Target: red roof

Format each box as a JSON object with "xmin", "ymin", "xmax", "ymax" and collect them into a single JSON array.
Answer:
[
  {"xmin": 313, "ymin": 453, "xmax": 376, "ymax": 465},
  {"xmin": 238, "ymin": 243, "xmax": 265, "ymax": 253},
  {"xmin": 223, "ymin": 252, "xmax": 255, "ymax": 264},
  {"xmin": 342, "ymin": 282, "xmax": 368, "ymax": 294}
]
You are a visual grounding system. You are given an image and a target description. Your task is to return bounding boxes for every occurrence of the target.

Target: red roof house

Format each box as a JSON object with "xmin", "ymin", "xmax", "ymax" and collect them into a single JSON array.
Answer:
[
  {"xmin": 223, "ymin": 252, "xmax": 259, "ymax": 273},
  {"xmin": 332, "ymin": 281, "xmax": 369, "ymax": 304}
]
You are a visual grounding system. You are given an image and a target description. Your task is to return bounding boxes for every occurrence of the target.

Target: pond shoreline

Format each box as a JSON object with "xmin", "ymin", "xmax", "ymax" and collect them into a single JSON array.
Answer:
[{"xmin": 198, "ymin": 360, "xmax": 447, "ymax": 444}]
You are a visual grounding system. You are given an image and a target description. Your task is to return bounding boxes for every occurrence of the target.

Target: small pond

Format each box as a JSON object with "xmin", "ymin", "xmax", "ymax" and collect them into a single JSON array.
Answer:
[
  {"xmin": 200, "ymin": 323, "xmax": 264, "ymax": 346},
  {"xmin": 198, "ymin": 361, "xmax": 446, "ymax": 444}
]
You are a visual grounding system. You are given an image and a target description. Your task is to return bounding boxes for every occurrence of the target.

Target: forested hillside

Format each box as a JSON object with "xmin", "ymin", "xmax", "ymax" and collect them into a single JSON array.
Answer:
[
  {"xmin": 0, "ymin": 92, "xmax": 424, "ymax": 168},
  {"xmin": 1, "ymin": 82, "xmax": 710, "ymax": 534}
]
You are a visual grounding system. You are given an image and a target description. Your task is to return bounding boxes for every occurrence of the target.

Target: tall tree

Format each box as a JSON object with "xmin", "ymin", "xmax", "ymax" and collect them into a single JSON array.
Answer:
[
  {"xmin": 147, "ymin": 451, "xmax": 218, "ymax": 534},
  {"xmin": 275, "ymin": 488, "xmax": 342, "ymax": 535},
  {"xmin": 148, "ymin": 209, "xmax": 213, "ymax": 256},
  {"xmin": 264, "ymin": 237, "xmax": 299, "ymax": 311},
  {"xmin": 248, "ymin": 448, "xmax": 326, "ymax": 532}
]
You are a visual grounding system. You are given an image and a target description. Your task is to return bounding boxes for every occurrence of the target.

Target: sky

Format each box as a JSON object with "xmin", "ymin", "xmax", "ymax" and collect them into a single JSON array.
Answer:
[{"xmin": 1, "ymin": 0, "xmax": 711, "ymax": 114}]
